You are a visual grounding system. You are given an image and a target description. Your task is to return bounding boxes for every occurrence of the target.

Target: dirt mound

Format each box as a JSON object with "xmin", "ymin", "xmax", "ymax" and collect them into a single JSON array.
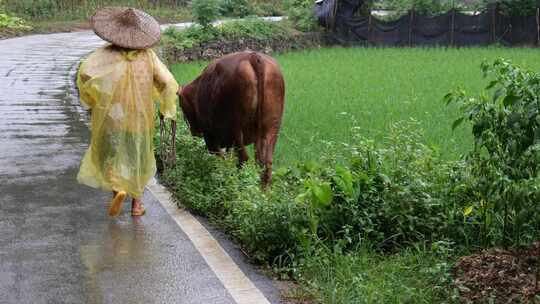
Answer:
[{"xmin": 453, "ymin": 244, "xmax": 539, "ymax": 303}]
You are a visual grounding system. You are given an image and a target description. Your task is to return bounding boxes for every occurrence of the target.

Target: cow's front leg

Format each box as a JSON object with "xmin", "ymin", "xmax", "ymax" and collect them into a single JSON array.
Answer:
[{"xmin": 204, "ymin": 135, "xmax": 222, "ymax": 156}]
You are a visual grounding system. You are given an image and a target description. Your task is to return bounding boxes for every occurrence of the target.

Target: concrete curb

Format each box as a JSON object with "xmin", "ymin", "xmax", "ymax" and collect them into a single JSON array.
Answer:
[{"xmin": 147, "ymin": 178, "xmax": 271, "ymax": 304}]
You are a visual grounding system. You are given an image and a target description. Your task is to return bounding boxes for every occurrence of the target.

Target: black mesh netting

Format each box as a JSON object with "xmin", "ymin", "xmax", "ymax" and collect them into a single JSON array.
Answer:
[
  {"xmin": 317, "ymin": 0, "xmax": 539, "ymax": 47},
  {"xmin": 454, "ymin": 11, "xmax": 492, "ymax": 46}
]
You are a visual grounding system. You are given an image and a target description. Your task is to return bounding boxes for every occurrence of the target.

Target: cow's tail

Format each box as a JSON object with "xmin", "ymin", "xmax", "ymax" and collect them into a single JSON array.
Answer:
[{"xmin": 249, "ymin": 52, "xmax": 266, "ymax": 138}]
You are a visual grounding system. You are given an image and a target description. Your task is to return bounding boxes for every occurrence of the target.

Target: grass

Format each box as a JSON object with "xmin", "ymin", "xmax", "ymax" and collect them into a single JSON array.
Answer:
[
  {"xmin": 297, "ymin": 246, "xmax": 457, "ymax": 303},
  {"xmin": 171, "ymin": 47, "xmax": 540, "ymax": 166}
]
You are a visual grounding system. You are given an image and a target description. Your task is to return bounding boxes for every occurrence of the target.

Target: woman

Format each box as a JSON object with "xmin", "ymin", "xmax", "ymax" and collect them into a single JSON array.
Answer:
[{"xmin": 77, "ymin": 7, "xmax": 179, "ymax": 216}]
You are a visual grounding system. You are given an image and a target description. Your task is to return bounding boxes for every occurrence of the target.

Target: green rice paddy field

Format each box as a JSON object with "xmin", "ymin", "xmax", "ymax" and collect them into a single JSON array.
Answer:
[{"xmin": 171, "ymin": 47, "xmax": 540, "ymax": 165}]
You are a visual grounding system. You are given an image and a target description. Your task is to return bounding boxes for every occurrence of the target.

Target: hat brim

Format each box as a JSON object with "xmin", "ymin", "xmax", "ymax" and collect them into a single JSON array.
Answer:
[{"xmin": 91, "ymin": 7, "xmax": 161, "ymax": 50}]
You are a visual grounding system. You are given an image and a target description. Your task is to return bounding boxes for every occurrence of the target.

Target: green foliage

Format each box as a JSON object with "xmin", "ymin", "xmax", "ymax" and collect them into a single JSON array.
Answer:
[
  {"xmin": 162, "ymin": 19, "xmax": 292, "ymax": 50},
  {"xmin": 159, "ymin": 120, "xmax": 460, "ymax": 301},
  {"xmin": 1, "ymin": 0, "xmax": 192, "ymax": 22},
  {"xmin": 219, "ymin": 18, "xmax": 291, "ymax": 40},
  {"xmin": 161, "ymin": 119, "xmax": 459, "ymax": 258},
  {"xmin": 446, "ymin": 59, "xmax": 540, "ymax": 247},
  {"xmin": 374, "ymin": 0, "xmax": 455, "ymax": 15},
  {"xmin": 163, "ymin": 24, "xmax": 218, "ymax": 50},
  {"xmin": 283, "ymin": 0, "xmax": 317, "ymax": 31},
  {"xmin": 371, "ymin": 0, "xmax": 487, "ymax": 14},
  {"xmin": 252, "ymin": 1, "xmax": 283, "ymax": 16},
  {"xmin": 9, "ymin": 0, "xmax": 55, "ymax": 19},
  {"xmin": 219, "ymin": 0, "xmax": 254, "ymax": 17},
  {"xmin": 191, "ymin": 0, "xmax": 220, "ymax": 28},
  {"xmin": 499, "ymin": 0, "xmax": 537, "ymax": 16},
  {"xmin": 0, "ymin": 12, "xmax": 31, "ymax": 29}
]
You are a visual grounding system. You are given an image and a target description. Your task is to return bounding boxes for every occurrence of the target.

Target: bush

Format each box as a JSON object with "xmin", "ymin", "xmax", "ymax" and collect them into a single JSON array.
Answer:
[
  {"xmin": 219, "ymin": 0, "xmax": 255, "ymax": 17},
  {"xmin": 446, "ymin": 59, "xmax": 540, "ymax": 248},
  {"xmin": 253, "ymin": 1, "xmax": 283, "ymax": 16},
  {"xmin": 499, "ymin": 0, "xmax": 537, "ymax": 16},
  {"xmin": 160, "ymin": 118, "xmax": 463, "ymax": 266},
  {"xmin": 162, "ymin": 18, "xmax": 293, "ymax": 51},
  {"xmin": 287, "ymin": 121, "xmax": 459, "ymax": 250},
  {"xmin": 371, "ymin": 0, "xmax": 494, "ymax": 15},
  {"xmin": 0, "ymin": 13, "xmax": 31, "ymax": 30},
  {"xmin": 283, "ymin": 0, "xmax": 317, "ymax": 31},
  {"xmin": 191, "ymin": 0, "xmax": 221, "ymax": 28},
  {"xmin": 5, "ymin": 0, "xmax": 55, "ymax": 19}
]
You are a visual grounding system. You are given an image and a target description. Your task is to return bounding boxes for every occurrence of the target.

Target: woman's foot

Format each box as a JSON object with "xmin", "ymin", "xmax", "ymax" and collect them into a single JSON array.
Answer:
[
  {"xmin": 131, "ymin": 198, "xmax": 146, "ymax": 216},
  {"xmin": 108, "ymin": 191, "xmax": 127, "ymax": 217}
]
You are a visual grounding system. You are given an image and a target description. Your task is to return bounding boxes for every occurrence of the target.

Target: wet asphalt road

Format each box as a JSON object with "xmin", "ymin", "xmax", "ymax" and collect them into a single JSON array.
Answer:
[{"xmin": 0, "ymin": 31, "xmax": 280, "ymax": 303}]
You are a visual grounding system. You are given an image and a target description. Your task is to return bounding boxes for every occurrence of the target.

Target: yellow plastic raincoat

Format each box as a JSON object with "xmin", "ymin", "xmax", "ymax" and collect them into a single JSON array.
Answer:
[{"xmin": 77, "ymin": 45, "xmax": 179, "ymax": 198}]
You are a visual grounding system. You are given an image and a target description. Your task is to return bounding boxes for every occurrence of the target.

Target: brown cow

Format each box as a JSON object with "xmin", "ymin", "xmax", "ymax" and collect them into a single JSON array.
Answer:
[{"xmin": 178, "ymin": 51, "xmax": 285, "ymax": 186}]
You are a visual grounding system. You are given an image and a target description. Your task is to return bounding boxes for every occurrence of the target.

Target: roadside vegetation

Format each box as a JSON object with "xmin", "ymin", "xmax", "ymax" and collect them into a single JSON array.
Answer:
[
  {"xmin": 162, "ymin": 47, "xmax": 540, "ymax": 303},
  {"xmin": 0, "ymin": 0, "xmax": 283, "ymax": 37}
]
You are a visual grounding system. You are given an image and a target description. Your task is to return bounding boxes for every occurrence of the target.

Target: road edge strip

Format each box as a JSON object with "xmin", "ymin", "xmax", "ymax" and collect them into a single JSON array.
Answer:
[{"xmin": 147, "ymin": 177, "xmax": 271, "ymax": 304}]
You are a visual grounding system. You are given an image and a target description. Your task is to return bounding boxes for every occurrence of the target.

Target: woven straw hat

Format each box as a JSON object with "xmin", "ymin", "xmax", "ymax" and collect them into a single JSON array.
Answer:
[{"xmin": 91, "ymin": 7, "xmax": 161, "ymax": 49}]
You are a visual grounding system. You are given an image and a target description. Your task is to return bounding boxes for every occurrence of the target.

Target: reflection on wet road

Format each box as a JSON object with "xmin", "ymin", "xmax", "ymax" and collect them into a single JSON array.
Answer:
[{"xmin": 0, "ymin": 32, "xmax": 238, "ymax": 303}]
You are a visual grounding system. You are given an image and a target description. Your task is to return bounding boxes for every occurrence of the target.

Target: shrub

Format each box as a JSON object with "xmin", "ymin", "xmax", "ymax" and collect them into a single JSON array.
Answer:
[
  {"xmin": 160, "ymin": 118, "xmax": 462, "ymax": 265},
  {"xmin": 499, "ymin": 0, "xmax": 537, "ymax": 16},
  {"xmin": 162, "ymin": 19, "xmax": 293, "ymax": 51},
  {"xmin": 253, "ymin": 1, "xmax": 283, "ymax": 16},
  {"xmin": 283, "ymin": 0, "xmax": 317, "ymax": 31},
  {"xmin": 446, "ymin": 59, "xmax": 540, "ymax": 248},
  {"xmin": 0, "ymin": 13, "xmax": 31, "ymax": 30},
  {"xmin": 219, "ymin": 0, "xmax": 255, "ymax": 17},
  {"xmin": 163, "ymin": 25, "xmax": 218, "ymax": 50},
  {"xmin": 290, "ymin": 121, "xmax": 458, "ymax": 250},
  {"xmin": 371, "ymin": 0, "xmax": 493, "ymax": 15},
  {"xmin": 191, "ymin": 0, "xmax": 221, "ymax": 28},
  {"xmin": 219, "ymin": 18, "xmax": 291, "ymax": 40}
]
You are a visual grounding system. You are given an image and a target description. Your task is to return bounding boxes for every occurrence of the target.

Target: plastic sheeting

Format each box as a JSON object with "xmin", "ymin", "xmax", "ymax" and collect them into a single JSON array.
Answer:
[
  {"xmin": 315, "ymin": 0, "xmax": 337, "ymax": 28},
  {"xmin": 77, "ymin": 45, "xmax": 179, "ymax": 198}
]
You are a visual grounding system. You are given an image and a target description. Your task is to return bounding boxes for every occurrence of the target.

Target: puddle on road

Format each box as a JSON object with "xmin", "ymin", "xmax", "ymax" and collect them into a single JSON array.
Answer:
[{"xmin": 80, "ymin": 218, "xmax": 156, "ymax": 301}]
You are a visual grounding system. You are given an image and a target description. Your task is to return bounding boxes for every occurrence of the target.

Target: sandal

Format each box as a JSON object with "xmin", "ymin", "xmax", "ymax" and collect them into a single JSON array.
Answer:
[
  {"xmin": 131, "ymin": 202, "xmax": 146, "ymax": 217},
  {"xmin": 108, "ymin": 191, "xmax": 127, "ymax": 217}
]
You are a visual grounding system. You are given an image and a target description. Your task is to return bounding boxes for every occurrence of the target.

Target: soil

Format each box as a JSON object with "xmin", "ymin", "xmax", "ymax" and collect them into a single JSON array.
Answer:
[{"xmin": 453, "ymin": 243, "xmax": 540, "ymax": 303}]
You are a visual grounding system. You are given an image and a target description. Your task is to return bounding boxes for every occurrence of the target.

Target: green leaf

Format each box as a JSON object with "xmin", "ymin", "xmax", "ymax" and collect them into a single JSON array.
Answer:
[
  {"xmin": 452, "ymin": 117, "xmax": 465, "ymax": 131},
  {"xmin": 378, "ymin": 173, "xmax": 391, "ymax": 185},
  {"xmin": 463, "ymin": 206, "xmax": 473, "ymax": 217},
  {"xmin": 443, "ymin": 93, "xmax": 453, "ymax": 105},
  {"xmin": 274, "ymin": 167, "xmax": 289, "ymax": 177},
  {"xmin": 334, "ymin": 165, "xmax": 354, "ymax": 197},
  {"xmin": 493, "ymin": 88, "xmax": 504, "ymax": 102},
  {"xmin": 311, "ymin": 182, "xmax": 333, "ymax": 207},
  {"xmin": 502, "ymin": 94, "xmax": 520, "ymax": 107},
  {"xmin": 485, "ymin": 80, "xmax": 498, "ymax": 90}
]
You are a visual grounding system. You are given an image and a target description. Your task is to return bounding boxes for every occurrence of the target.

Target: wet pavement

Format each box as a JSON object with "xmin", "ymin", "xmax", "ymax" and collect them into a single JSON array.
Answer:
[{"xmin": 0, "ymin": 31, "xmax": 280, "ymax": 303}]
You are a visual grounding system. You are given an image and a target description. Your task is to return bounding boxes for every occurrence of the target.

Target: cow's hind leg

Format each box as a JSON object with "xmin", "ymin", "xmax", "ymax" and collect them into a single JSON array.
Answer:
[{"xmin": 255, "ymin": 131, "xmax": 277, "ymax": 187}]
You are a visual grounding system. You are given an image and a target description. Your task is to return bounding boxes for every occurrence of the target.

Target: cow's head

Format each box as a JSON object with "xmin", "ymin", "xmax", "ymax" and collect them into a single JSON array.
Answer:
[{"xmin": 178, "ymin": 83, "xmax": 203, "ymax": 137}]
